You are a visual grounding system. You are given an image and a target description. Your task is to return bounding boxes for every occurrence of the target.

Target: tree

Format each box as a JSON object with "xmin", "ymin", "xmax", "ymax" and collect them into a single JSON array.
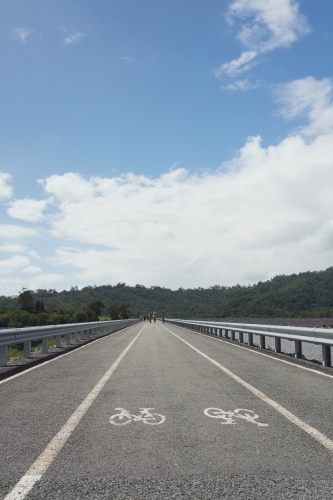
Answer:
[
  {"xmin": 34, "ymin": 300, "xmax": 45, "ymax": 314},
  {"xmin": 18, "ymin": 290, "xmax": 34, "ymax": 313}
]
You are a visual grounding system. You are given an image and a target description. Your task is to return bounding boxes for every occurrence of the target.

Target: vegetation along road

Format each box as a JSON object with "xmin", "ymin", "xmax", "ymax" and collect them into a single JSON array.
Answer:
[{"xmin": 1, "ymin": 321, "xmax": 332, "ymax": 499}]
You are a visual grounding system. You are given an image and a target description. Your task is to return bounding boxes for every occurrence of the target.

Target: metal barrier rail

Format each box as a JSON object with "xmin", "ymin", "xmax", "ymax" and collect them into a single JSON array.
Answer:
[
  {"xmin": 0, "ymin": 319, "xmax": 140, "ymax": 367},
  {"xmin": 165, "ymin": 319, "xmax": 333, "ymax": 367}
]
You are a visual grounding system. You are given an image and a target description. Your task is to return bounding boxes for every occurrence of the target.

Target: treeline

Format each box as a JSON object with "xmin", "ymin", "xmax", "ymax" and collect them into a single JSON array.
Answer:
[
  {"xmin": 0, "ymin": 291, "xmax": 130, "ymax": 328},
  {"xmin": 2, "ymin": 267, "xmax": 333, "ymax": 323}
]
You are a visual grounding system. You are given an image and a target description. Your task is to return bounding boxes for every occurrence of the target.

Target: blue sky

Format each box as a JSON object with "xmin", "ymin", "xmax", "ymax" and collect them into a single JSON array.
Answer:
[{"xmin": 1, "ymin": 0, "xmax": 333, "ymax": 295}]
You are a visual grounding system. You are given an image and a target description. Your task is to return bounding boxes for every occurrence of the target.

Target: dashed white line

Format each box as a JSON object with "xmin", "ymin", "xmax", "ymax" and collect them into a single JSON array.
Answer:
[
  {"xmin": 162, "ymin": 323, "xmax": 333, "ymax": 453},
  {"xmin": 3, "ymin": 324, "xmax": 146, "ymax": 500}
]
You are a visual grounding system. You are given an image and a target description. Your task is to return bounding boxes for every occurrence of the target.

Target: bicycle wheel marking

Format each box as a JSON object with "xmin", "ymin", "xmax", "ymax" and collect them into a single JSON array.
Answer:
[
  {"xmin": 204, "ymin": 407, "xmax": 269, "ymax": 426},
  {"xmin": 109, "ymin": 407, "xmax": 166, "ymax": 426}
]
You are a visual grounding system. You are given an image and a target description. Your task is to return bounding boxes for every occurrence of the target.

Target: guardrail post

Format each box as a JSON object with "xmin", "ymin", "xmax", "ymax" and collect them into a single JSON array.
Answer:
[
  {"xmin": 248, "ymin": 333, "xmax": 253, "ymax": 346},
  {"xmin": 322, "ymin": 345, "xmax": 331, "ymax": 367},
  {"xmin": 0, "ymin": 346, "xmax": 7, "ymax": 367},
  {"xmin": 260, "ymin": 335, "xmax": 265, "ymax": 349},
  {"xmin": 218, "ymin": 329, "xmax": 221, "ymax": 337},
  {"xmin": 74, "ymin": 332, "xmax": 79, "ymax": 342},
  {"xmin": 295, "ymin": 340, "xmax": 302, "ymax": 359},
  {"xmin": 66, "ymin": 334, "xmax": 71, "ymax": 346},
  {"xmin": 56, "ymin": 335, "xmax": 62, "ymax": 348},
  {"xmin": 275, "ymin": 337, "xmax": 281, "ymax": 352},
  {"xmin": 225, "ymin": 329, "xmax": 228, "ymax": 339},
  {"xmin": 42, "ymin": 338, "xmax": 48, "ymax": 354},
  {"xmin": 24, "ymin": 341, "xmax": 31, "ymax": 358},
  {"xmin": 239, "ymin": 331, "xmax": 244, "ymax": 343},
  {"xmin": 275, "ymin": 337, "xmax": 281, "ymax": 353},
  {"xmin": 231, "ymin": 330, "xmax": 235, "ymax": 341}
]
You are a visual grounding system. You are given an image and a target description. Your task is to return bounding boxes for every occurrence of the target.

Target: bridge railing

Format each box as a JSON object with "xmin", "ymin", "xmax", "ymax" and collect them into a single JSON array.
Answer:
[
  {"xmin": 165, "ymin": 319, "xmax": 333, "ymax": 367},
  {"xmin": 0, "ymin": 319, "xmax": 140, "ymax": 367}
]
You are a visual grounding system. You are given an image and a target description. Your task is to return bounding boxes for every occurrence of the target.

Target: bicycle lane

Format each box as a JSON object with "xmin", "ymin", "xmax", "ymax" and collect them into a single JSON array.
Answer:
[
  {"xmin": 15, "ymin": 321, "xmax": 333, "ymax": 499},
  {"xmin": 0, "ymin": 322, "xmax": 145, "ymax": 500},
  {"xmin": 161, "ymin": 321, "xmax": 333, "ymax": 449}
]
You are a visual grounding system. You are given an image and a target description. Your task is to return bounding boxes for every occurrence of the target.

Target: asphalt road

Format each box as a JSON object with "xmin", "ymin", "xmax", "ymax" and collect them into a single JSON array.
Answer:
[{"xmin": 0, "ymin": 321, "xmax": 332, "ymax": 499}]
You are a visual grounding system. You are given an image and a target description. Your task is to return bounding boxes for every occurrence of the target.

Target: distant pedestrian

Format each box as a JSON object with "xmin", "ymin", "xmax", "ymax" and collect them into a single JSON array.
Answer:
[{"xmin": 161, "ymin": 311, "xmax": 165, "ymax": 324}]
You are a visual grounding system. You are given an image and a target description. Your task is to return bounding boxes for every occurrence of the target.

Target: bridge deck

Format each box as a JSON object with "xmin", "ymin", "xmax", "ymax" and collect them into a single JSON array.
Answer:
[{"xmin": 0, "ymin": 321, "xmax": 332, "ymax": 499}]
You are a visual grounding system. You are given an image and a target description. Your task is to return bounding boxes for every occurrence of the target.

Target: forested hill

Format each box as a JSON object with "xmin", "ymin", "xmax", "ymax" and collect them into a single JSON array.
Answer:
[{"xmin": 2, "ymin": 267, "xmax": 333, "ymax": 318}]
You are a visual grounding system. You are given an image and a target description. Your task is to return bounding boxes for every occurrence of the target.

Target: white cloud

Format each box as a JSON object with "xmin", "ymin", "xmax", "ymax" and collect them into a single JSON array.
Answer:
[
  {"xmin": 0, "ymin": 225, "xmax": 38, "ymax": 239},
  {"xmin": 116, "ymin": 56, "xmax": 138, "ymax": 63},
  {"xmin": 0, "ymin": 255, "xmax": 30, "ymax": 275},
  {"xmin": 28, "ymin": 273, "xmax": 67, "ymax": 290},
  {"xmin": 12, "ymin": 27, "xmax": 33, "ymax": 44},
  {"xmin": 215, "ymin": 51, "xmax": 258, "ymax": 78},
  {"xmin": 0, "ymin": 243, "xmax": 27, "ymax": 253},
  {"xmin": 0, "ymin": 173, "xmax": 13, "ymax": 199},
  {"xmin": 64, "ymin": 32, "xmax": 84, "ymax": 44},
  {"xmin": 216, "ymin": 0, "xmax": 310, "ymax": 78},
  {"xmin": 33, "ymin": 82, "xmax": 333, "ymax": 289},
  {"xmin": 28, "ymin": 250, "xmax": 42, "ymax": 260},
  {"xmin": 1, "ymin": 76, "xmax": 332, "ymax": 293},
  {"xmin": 7, "ymin": 198, "xmax": 49, "ymax": 222},
  {"xmin": 22, "ymin": 266, "xmax": 42, "ymax": 274},
  {"xmin": 274, "ymin": 77, "xmax": 333, "ymax": 136},
  {"xmin": 221, "ymin": 78, "xmax": 259, "ymax": 91}
]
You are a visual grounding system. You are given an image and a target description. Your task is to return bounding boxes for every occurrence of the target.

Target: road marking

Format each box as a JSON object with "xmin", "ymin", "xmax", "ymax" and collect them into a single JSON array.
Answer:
[
  {"xmin": 0, "ymin": 323, "xmax": 140, "ymax": 387},
  {"xmin": 3, "ymin": 324, "xmax": 146, "ymax": 500},
  {"xmin": 204, "ymin": 407, "xmax": 268, "ymax": 426},
  {"xmin": 162, "ymin": 324, "xmax": 333, "ymax": 453},
  {"xmin": 109, "ymin": 407, "xmax": 165, "ymax": 426},
  {"xmin": 171, "ymin": 323, "xmax": 333, "ymax": 379}
]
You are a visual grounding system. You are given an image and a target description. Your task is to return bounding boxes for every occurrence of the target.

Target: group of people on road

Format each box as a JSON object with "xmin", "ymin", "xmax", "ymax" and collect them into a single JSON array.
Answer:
[{"xmin": 140, "ymin": 311, "xmax": 165, "ymax": 323}]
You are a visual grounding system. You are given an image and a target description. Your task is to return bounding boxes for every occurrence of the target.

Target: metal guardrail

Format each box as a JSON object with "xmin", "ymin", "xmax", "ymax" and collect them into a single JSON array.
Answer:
[
  {"xmin": 165, "ymin": 319, "xmax": 333, "ymax": 367},
  {"xmin": 0, "ymin": 319, "xmax": 140, "ymax": 367}
]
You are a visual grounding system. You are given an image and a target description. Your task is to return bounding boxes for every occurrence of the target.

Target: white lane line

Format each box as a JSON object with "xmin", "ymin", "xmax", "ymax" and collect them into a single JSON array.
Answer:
[
  {"xmin": 0, "ymin": 322, "xmax": 140, "ymax": 387},
  {"xmin": 172, "ymin": 323, "xmax": 333, "ymax": 379},
  {"xmin": 161, "ymin": 324, "xmax": 333, "ymax": 453},
  {"xmin": 3, "ymin": 323, "xmax": 146, "ymax": 500}
]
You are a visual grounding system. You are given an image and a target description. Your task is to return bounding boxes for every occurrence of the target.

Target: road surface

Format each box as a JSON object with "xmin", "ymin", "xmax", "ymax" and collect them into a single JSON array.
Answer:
[{"xmin": 0, "ymin": 321, "xmax": 332, "ymax": 499}]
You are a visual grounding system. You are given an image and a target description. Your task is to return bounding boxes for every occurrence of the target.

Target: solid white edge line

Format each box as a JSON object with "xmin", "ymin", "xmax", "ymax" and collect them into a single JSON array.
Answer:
[
  {"xmin": 161, "ymin": 323, "xmax": 333, "ymax": 453},
  {"xmin": 170, "ymin": 323, "xmax": 333, "ymax": 379},
  {"xmin": 3, "ymin": 323, "xmax": 146, "ymax": 500},
  {"xmin": 0, "ymin": 321, "xmax": 141, "ymax": 386}
]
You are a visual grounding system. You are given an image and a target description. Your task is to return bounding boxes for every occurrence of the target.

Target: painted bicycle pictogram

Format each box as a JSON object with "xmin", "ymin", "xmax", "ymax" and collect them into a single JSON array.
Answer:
[
  {"xmin": 204, "ymin": 407, "xmax": 268, "ymax": 426},
  {"xmin": 109, "ymin": 407, "xmax": 165, "ymax": 426}
]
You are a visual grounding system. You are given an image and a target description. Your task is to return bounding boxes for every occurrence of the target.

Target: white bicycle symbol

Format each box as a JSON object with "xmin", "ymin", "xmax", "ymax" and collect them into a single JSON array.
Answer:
[
  {"xmin": 109, "ymin": 407, "xmax": 165, "ymax": 426},
  {"xmin": 204, "ymin": 407, "xmax": 268, "ymax": 426}
]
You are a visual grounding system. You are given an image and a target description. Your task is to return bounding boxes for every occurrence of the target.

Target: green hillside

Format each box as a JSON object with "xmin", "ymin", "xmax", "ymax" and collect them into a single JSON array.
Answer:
[{"xmin": 2, "ymin": 267, "xmax": 333, "ymax": 321}]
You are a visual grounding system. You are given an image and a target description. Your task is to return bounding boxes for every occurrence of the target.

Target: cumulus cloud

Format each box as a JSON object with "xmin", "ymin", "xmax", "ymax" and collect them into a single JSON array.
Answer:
[
  {"xmin": 22, "ymin": 265, "xmax": 42, "ymax": 274},
  {"xmin": 0, "ymin": 225, "xmax": 38, "ymax": 239},
  {"xmin": 7, "ymin": 198, "xmax": 49, "ymax": 222},
  {"xmin": 28, "ymin": 273, "xmax": 67, "ymax": 291},
  {"xmin": 215, "ymin": 0, "xmax": 310, "ymax": 79},
  {"xmin": 0, "ymin": 173, "xmax": 13, "ymax": 199},
  {"xmin": 2, "ymin": 75, "xmax": 332, "ymax": 292},
  {"xmin": 0, "ymin": 255, "xmax": 30, "ymax": 275},
  {"xmin": 0, "ymin": 243, "xmax": 27, "ymax": 253},
  {"xmin": 33, "ymin": 81, "xmax": 333, "ymax": 289},
  {"xmin": 12, "ymin": 27, "xmax": 33, "ymax": 44},
  {"xmin": 274, "ymin": 77, "xmax": 333, "ymax": 136}
]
